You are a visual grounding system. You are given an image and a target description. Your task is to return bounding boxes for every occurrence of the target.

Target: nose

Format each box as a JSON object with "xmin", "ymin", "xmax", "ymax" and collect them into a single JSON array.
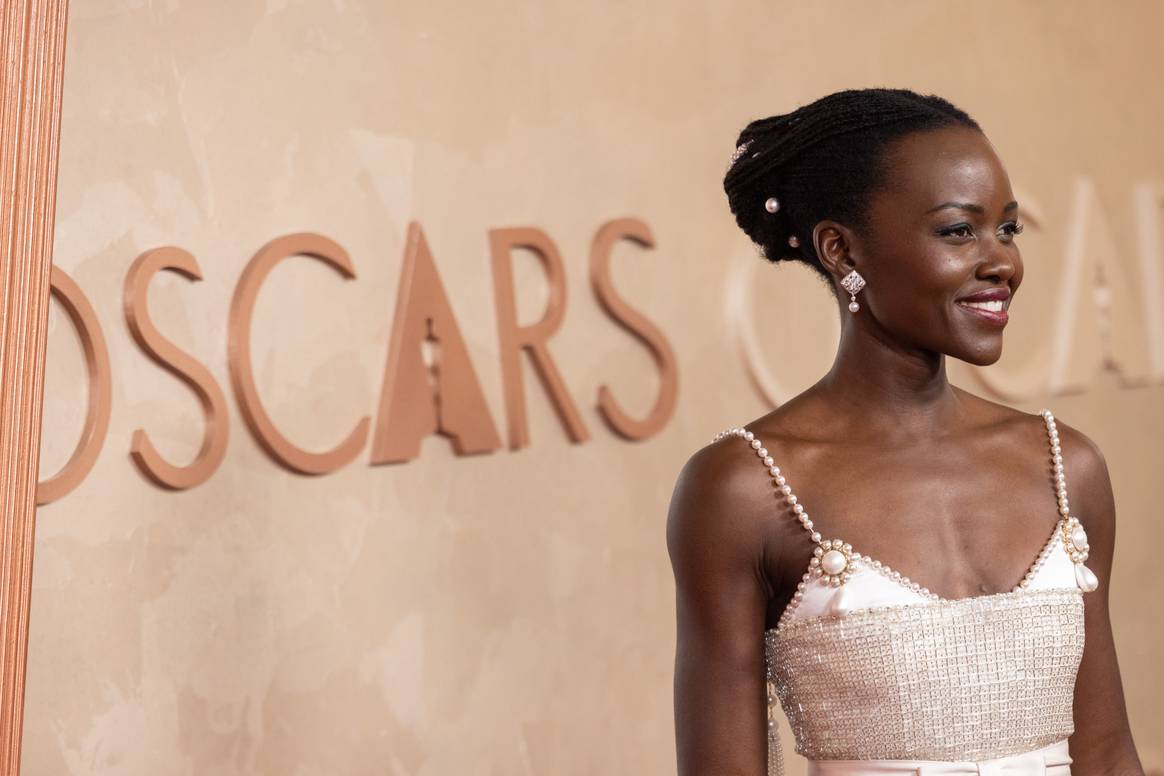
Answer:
[{"xmin": 978, "ymin": 239, "xmax": 1019, "ymax": 284}]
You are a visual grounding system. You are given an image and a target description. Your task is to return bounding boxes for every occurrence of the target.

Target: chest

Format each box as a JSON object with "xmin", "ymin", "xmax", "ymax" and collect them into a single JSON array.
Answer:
[{"xmin": 764, "ymin": 443, "xmax": 1062, "ymax": 604}]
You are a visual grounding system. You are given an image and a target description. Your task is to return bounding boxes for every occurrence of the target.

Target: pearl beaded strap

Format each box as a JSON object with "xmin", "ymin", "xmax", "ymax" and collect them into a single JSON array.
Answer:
[
  {"xmin": 713, "ymin": 407, "xmax": 1094, "ymax": 630},
  {"xmin": 711, "ymin": 425, "xmax": 823, "ymax": 543},
  {"xmin": 1044, "ymin": 408, "xmax": 1100, "ymax": 592},
  {"xmin": 712, "ymin": 423, "xmax": 861, "ymax": 629},
  {"xmin": 1044, "ymin": 409, "xmax": 1070, "ymax": 519},
  {"xmin": 714, "ymin": 422, "xmax": 937, "ymax": 628}
]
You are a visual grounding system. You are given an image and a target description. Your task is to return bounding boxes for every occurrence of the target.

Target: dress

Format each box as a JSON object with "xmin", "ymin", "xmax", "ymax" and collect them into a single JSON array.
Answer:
[{"xmin": 713, "ymin": 409, "xmax": 1096, "ymax": 776}]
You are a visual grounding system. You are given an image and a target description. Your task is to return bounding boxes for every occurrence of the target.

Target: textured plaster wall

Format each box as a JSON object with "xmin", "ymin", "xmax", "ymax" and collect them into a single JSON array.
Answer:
[{"xmin": 25, "ymin": 1, "xmax": 1164, "ymax": 774}]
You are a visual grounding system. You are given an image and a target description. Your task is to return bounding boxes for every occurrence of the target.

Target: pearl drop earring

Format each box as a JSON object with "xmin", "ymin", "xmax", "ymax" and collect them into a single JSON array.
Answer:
[{"xmin": 841, "ymin": 270, "xmax": 866, "ymax": 313}]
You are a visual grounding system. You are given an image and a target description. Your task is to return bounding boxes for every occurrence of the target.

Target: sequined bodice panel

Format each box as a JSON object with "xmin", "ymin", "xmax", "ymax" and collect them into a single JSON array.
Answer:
[
  {"xmin": 765, "ymin": 588, "xmax": 1084, "ymax": 761},
  {"xmin": 712, "ymin": 409, "xmax": 1096, "ymax": 774}
]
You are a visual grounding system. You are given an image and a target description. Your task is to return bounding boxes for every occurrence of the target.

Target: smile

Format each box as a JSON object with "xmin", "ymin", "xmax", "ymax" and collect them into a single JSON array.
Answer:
[{"xmin": 956, "ymin": 299, "xmax": 1009, "ymax": 325}]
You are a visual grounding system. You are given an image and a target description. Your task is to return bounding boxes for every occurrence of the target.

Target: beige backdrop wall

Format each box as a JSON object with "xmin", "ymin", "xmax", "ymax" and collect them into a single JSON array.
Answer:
[{"xmin": 26, "ymin": 1, "xmax": 1162, "ymax": 774}]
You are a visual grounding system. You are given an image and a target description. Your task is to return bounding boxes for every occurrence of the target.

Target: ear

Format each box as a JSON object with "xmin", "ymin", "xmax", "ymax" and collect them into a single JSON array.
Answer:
[{"xmin": 812, "ymin": 219, "xmax": 860, "ymax": 281}]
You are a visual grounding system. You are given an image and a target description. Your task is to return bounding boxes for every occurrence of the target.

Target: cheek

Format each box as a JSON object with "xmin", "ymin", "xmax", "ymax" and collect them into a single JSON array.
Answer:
[
  {"xmin": 870, "ymin": 242, "xmax": 967, "ymax": 320},
  {"xmin": 871, "ymin": 261, "xmax": 981, "ymax": 345},
  {"xmin": 928, "ymin": 253, "xmax": 973, "ymax": 298}
]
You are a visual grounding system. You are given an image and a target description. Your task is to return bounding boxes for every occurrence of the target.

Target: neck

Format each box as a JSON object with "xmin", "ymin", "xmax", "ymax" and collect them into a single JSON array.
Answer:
[{"xmin": 810, "ymin": 316, "xmax": 968, "ymax": 444}]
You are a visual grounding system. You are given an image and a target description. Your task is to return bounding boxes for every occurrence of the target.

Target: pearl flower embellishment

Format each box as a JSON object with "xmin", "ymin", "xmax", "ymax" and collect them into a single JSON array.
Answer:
[
  {"xmin": 1060, "ymin": 516, "xmax": 1089, "ymax": 562},
  {"xmin": 1060, "ymin": 515, "xmax": 1098, "ymax": 592},
  {"xmin": 812, "ymin": 540, "xmax": 853, "ymax": 586}
]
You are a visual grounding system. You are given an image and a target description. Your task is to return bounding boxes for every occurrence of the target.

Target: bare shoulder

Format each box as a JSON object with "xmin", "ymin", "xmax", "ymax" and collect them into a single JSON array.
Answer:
[
  {"xmin": 1046, "ymin": 413, "xmax": 1110, "ymax": 483},
  {"xmin": 953, "ymin": 388, "xmax": 1089, "ymax": 451},
  {"xmin": 1045, "ymin": 412, "xmax": 1116, "ymax": 540},
  {"xmin": 665, "ymin": 427, "xmax": 775, "ymax": 584},
  {"xmin": 951, "ymin": 389, "xmax": 1114, "ymax": 527},
  {"xmin": 977, "ymin": 390, "xmax": 1116, "ymax": 536}
]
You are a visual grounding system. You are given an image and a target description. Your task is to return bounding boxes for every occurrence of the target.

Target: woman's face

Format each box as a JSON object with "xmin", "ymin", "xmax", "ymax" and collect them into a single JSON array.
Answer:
[{"xmin": 837, "ymin": 125, "xmax": 1024, "ymax": 366}]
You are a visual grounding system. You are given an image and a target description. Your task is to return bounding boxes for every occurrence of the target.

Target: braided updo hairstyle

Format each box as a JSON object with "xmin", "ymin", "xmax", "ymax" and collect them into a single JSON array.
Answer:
[{"xmin": 724, "ymin": 88, "xmax": 982, "ymax": 286}]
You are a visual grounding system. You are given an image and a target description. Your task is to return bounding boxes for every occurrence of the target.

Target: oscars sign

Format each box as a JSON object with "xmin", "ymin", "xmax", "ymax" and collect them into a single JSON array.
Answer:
[{"xmin": 39, "ymin": 218, "xmax": 678, "ymax": 504}]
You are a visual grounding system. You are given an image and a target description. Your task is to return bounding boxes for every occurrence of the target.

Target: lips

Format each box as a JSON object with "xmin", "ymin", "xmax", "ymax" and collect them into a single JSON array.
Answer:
[
  {"xmin": 956, "ymin": 294, "xmax": 1009, "ymax": 326},
  {"xmin": 954, "ymin": 287, "xmax": 1010, "ymax": 328},
  {"xmin": 956, "ymin": 287, "xmax": 1010, "ymax": 303}
]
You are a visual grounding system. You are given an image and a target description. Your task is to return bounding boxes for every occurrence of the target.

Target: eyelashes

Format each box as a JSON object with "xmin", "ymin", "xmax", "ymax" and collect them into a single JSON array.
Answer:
[
  {"xmin": 938, "ymin": 221, "xmax": 1025, "ymax": 240},
  {"xmin": 1005, "ymin": 221, "xmax": 1025, "ymax": 237}
]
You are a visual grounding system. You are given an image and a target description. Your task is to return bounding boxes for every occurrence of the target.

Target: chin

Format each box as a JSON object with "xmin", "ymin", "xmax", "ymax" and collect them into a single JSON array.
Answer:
[{"xmin": 957, "ymin": 343, "xmax": 1004, "ymax": 366}]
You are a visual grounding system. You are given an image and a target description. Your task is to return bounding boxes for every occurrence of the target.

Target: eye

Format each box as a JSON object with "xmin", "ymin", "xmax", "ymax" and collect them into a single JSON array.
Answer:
[
  {"xmin": 938, "ymin": 223, "xmax": 975, "ymax": 239},
  {"xmin": 998, "ymin": 221, "xmax": 1025, "ymax": 241}
]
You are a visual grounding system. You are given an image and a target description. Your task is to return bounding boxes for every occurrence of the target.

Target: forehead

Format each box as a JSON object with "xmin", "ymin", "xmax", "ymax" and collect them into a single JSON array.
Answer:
[{"xmin": 872, "ymin": 126, "xmax": 1013, "ymax": 213}]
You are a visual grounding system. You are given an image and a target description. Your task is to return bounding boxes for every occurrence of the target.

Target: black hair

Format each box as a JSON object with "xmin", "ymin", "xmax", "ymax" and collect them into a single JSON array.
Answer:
[{"xmin": 723, "ymin": 88, "xmax": 982, "ymax": 285}]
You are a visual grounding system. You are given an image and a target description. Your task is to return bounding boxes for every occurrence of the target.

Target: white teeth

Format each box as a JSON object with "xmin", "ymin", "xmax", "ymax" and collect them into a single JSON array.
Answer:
[{"xmin": 959, "ymin": 299, "xmax": 1005, "ymax": 312}]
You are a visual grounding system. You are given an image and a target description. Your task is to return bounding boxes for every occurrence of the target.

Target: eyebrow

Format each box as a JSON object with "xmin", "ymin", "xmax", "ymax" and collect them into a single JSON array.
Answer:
[{"xmin": 926, "ymin": 200, "xmax": 1019, "ymax": 214}]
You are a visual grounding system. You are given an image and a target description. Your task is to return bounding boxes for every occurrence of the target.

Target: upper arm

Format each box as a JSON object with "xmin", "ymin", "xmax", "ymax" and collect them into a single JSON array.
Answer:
[
  {"xmin": 1057, "ymin": 419, "xmax": 1145, "ymax": 773},
  {"xmin": 667, "ymin": 439, "xmax": 772, "ymax": 776}
]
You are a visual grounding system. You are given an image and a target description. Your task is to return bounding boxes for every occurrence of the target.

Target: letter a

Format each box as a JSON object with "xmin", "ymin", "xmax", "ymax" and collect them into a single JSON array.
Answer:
[{"xmin": 371, "ymin": 221, "xmax": 501, "ymax": 463}]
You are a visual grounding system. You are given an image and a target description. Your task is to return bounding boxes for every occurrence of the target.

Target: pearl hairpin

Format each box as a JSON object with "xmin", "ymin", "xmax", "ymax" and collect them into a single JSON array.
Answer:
[{"xmin": 729, "ymin": 141, "xmax": 753, "ymax": 166}]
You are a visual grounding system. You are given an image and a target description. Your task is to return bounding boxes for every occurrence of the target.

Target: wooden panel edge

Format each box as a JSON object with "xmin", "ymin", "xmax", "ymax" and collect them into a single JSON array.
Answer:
[{"xmin": 0, "ymin": 1, "xmax": 71, "ymax": 773}]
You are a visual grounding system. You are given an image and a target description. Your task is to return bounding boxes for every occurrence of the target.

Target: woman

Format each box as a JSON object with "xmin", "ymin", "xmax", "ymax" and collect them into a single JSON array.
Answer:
[{"xmin": 667, "ymin": 89, "xmax": 1143, "ymax": 775}]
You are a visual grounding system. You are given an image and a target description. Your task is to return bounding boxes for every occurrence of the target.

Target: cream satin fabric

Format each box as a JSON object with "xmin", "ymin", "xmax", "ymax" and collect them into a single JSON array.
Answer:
[
  {"xmin": 806, "ymin": 738, "xmax": 1072, "ymax": 775},
  {"xmin": 786, "ymin": 523, "xmax": 1079, "ymax": 623}
]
